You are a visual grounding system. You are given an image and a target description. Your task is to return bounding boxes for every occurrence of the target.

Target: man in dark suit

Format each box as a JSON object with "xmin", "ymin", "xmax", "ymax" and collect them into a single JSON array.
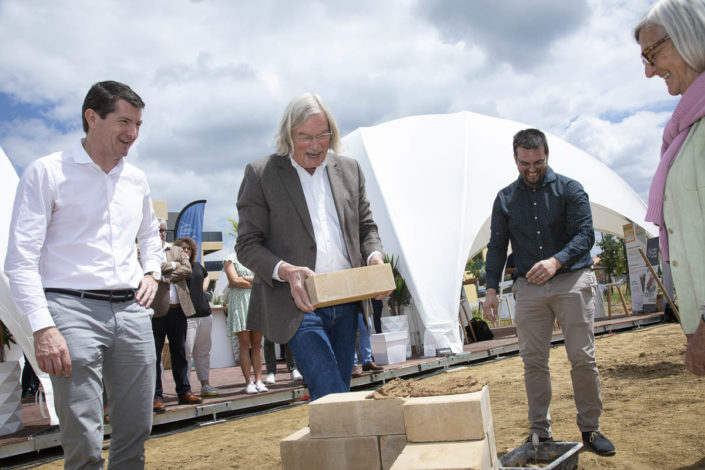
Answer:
[
  {"xmin": 236, "ymin": 93, "xmax": 390, "ymax": 401},
  {"xmin": 151, "ymin": 218, "xmax": 202, "ymax": 412}
]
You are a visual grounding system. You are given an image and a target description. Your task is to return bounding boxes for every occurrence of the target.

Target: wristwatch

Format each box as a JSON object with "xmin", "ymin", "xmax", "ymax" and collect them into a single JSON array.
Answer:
[{"xmin": 145, "ymin": 271, "xmax": 161, "ymax": 281}]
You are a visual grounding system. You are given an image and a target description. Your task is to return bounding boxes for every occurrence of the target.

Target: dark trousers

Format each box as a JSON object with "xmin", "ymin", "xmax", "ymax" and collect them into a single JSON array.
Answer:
[
  {"xmin": 153, "ymin": 307, "xmax": 191, "ymax": 397},
  {"xmin": 372, "ymin": 299, "xmax": 384, "ymax": 334},
  {"xmin": 21, "ymin": 355, "xmax": 39, "ymax": 396},
  {"xmin": 264, "ymin": 339, "xmax": 295, "ymax": 374}
]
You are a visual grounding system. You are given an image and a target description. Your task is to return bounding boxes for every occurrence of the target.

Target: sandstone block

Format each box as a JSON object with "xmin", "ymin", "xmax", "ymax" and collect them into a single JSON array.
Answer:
[
  {"xmin": 380, "ymin": 434, "xmax": 407, "ymax": 470},
  {"xmin": 390, "ymin": 439, "xmax": 496, "ymax": 470},
  {"xmin": 403, "ymin": 385, "xmax": 492, "ymax": 442},
  {"xmin": 280, "ymin": 427, "xmax": 381, "ymax": 470},
  {"xmin": 486, "ymin": 419, "xmax": 498, "ymax": 470},
  {"xmin": 309, "ymin": 391, "xmax": 406, "ymax": 437},
  {"xmin": 305, "ymin": 263, "xmax": 395, "ymax": 309}
]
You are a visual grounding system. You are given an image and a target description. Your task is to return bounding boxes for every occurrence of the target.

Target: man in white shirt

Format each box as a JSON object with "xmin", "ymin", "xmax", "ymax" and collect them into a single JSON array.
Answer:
[
  {"xmin": 5, "ymin": 81, "xmax": 162, "ymax": 469},
  {"xmin": 236, "ymin": 93, "xmax": 390, "ymax": 401}
]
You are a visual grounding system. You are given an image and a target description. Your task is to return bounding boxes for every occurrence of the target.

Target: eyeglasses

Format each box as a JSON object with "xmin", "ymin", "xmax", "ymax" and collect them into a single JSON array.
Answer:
[
  {"xmin": 641, "ymin": 35, "xmax": 670, "ymax": 66},
  {"xmin": 181, "ymin": 246, "xmax": 190, "ymax": 251},
  {"xmin": 159, "ymin": 228, "xmax": 167, "ymax": 233},
  {"xmin": 518, "ymin": 159, "xmax": 546, "ymax": 170},
  {"xmin": 294, "ymin": 132, "xmax": 332, "ymax": 145}
]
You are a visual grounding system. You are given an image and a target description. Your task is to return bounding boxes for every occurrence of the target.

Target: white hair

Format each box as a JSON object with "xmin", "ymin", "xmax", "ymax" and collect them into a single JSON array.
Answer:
[
  {"xmin": 274, "ymin": 93, "xmax": 342, "ymax": 156},
  {"xmin": 634, "ymin": 0, "xmax": 705, "ymax": 73}
]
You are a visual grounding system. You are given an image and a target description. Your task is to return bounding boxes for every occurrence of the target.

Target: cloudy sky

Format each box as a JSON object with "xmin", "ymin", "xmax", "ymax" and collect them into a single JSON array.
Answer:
[{"xmin": 0, "ymin": 0, "xmax": 676, "ymax": 243}]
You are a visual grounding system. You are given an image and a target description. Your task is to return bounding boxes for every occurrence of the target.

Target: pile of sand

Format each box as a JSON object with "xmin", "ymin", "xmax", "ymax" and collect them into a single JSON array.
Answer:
[{"xmin": 366, "ymin": 376, "xmax": 488, "ymax": 399}]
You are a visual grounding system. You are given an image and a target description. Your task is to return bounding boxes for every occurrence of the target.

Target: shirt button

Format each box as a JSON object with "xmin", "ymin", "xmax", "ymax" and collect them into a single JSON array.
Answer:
[
  {"xmin": 533, "ymin": 202, "xmax": 537, "ymax": 206},
  {"xmin": 672, "ymin": 260, "xmax": 678, "ymax": 267},
  {"xmin": 537, "ymin": 231, "xmax": 541, "ymax": 234},
  {"xmin": 539, "ymin": 246, "xmax": 543, "ymax": 250},
  {"xmin": 667, "ymin": 228, "xmax": 673, "ymax": 234},
  {"xmin": 534, "ymin": 216, "xmax": 538, "ymax": 220}
]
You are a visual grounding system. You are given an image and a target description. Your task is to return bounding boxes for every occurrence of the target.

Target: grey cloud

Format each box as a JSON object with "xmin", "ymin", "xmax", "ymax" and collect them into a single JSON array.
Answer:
[
  {"xmin": 417, "ymin": 0, "xmax": 590, "ymax": 69},
  {"xmin": 152, "ymin": 53, "xmax": 258, "ymax": 85}
]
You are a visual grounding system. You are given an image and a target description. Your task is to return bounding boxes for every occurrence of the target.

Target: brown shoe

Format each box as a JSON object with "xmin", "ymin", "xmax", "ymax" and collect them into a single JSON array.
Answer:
[
  {"xmin": 153, "ymin": 397, "xmax": 166, "ymax": 413},
  {"xmin": 178, "ymin": 392, "xmax": 203, "ymax": 405},
  {"xmin": 362, "ymin": 361, "xmax": 384, "ymax": 372},
  {"xmin": 351, "ymin": 365, "xmax": 363, "ymax": 377}
]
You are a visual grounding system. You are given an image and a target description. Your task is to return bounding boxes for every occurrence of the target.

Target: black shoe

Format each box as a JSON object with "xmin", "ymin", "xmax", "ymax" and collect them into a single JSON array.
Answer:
[
  {"xmin": 525, "ymin": 434, "xmax": 554, "ymax": 444},
  {"xmin": 582, "ymin": 431, "xmax": 616, "ymax": 456}
]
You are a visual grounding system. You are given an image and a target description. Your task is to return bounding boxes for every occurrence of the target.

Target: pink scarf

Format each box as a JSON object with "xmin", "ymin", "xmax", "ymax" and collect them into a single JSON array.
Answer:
[{"xmin": 646, "ymin": 71, "xmax": 705, "ymax": 261}]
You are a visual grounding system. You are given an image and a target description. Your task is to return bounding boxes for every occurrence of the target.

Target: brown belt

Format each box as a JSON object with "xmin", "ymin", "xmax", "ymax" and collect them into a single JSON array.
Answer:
[{"xmin": 169, "ymin": 304, "xmax": 181, "ymax": 309}]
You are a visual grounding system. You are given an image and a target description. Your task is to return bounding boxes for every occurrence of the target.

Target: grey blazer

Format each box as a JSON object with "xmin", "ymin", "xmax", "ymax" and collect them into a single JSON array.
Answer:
[{"xmin": 235, "ymin": 153, "xmax": 383, "ymax": 343}]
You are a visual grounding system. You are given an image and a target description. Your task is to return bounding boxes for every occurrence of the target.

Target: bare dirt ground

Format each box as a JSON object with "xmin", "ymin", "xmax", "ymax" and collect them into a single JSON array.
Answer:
[{"xmin": 31, "ymin": 322, "xmax": 705, "ymax": 469}]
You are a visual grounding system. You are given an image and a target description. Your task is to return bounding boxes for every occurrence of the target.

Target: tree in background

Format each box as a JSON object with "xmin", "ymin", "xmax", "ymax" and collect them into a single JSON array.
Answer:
[
  {"xmin": 596, "ymin": 233, "xmax": 627, "ymax": 282},
  {"xmin": 227, "ymin": 217, "xmax": 238, "ymax": 238},
  {"xmin": 465, "ymin": 253, "xmax": 485, "ymax": 285}
]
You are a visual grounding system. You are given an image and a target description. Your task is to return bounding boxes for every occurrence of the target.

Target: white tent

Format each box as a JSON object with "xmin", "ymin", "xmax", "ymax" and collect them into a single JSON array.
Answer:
[
  {"xmin": 0, "ymin": 147, "xmax": 58, "ymax": 424},
  {"xmin": 342, "ymin": 111, "xmax": 657, "ymax": 354}
]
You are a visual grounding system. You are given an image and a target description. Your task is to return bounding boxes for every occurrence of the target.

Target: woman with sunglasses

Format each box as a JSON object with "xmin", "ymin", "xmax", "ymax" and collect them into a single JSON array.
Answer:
[{"xmin": 634, "ymin": 0, "xmax": 705, "ymax": 375}]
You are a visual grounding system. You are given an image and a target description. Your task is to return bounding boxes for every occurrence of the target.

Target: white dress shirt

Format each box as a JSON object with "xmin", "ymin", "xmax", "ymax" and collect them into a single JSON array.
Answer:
[
  {"xmin": 272, "ymin": 155, "xmax": 380, "ymax": 280},
  {"xmin": 4, "ymin": 140, "xmax": 162, "ymax": 332},
  {"xmin": 293, "ymin": 156, "xmax": 352, "ymax": 274}
]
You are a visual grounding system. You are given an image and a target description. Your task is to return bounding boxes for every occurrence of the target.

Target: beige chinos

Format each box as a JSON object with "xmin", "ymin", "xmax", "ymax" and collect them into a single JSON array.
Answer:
[{"xmin": 512, "ymin": 268, "xmax": 603, "ymax": 439}]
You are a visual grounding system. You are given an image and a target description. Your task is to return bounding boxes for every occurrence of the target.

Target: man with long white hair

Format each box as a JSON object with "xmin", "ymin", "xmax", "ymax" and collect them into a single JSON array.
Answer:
[{"xmin": 236, "ymin": 93, "xmax": 390, "ymax": 401}]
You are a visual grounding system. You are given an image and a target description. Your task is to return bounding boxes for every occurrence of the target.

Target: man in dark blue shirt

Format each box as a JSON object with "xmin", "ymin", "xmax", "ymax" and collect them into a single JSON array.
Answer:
[{"xmin": 483, "ymin": 128, "xmax": 615, "ymax": 456}]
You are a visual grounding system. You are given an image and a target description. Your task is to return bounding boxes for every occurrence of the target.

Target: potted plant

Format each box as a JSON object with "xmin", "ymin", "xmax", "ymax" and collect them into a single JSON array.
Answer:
[
  {"xmin": 0, "ymin": 320, "xmax": 23, "ymax": 436},
  {"xmin": 375, "ymin": 255, "xmax": 414, "ymax": 358},
  {"xmin": 0, "ymin": 321, "xmax": 16, "ymax": 362},
  {"xmin": 384, "ymin": 254, "xmax": 411, "ymax": 316}
]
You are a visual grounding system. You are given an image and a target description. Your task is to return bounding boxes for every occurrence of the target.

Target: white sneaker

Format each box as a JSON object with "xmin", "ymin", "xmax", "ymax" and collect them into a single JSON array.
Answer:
[
  {"xmin": 245, "ymin": 382, "xmax": 257, "ymax": 394},
  {"xmin": 255, "ymin": 381, "xmax": 268, "ymax": 393},
  {"xmin": 265, "ymin": 373, "xmax": 276, "ymax": 385},
  {"xmin": 291, "ymin": 368, "xmax": 303, "ymax": 381}
]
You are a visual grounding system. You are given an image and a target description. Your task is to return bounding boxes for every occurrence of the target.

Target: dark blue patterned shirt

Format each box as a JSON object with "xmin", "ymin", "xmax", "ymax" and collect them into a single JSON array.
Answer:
[{"xmin": 485, "ymin": 167, "xmax": 594, "ymax": 290}]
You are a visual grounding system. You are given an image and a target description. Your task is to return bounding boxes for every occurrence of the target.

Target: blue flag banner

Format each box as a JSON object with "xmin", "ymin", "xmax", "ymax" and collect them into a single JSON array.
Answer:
[{"xmin": 175, "ymin": 200, "xmax": 206, "ymax": 262}]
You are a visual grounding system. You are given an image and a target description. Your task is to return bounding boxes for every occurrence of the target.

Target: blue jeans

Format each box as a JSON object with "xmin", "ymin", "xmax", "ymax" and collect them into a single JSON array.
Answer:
[
  {"xmin": 354, "ymin": 312, "xmax": 373, "ymax": 365},
  {"xmin": 288, "ymin": 302, "xmax": 358, "ymax": 401}
]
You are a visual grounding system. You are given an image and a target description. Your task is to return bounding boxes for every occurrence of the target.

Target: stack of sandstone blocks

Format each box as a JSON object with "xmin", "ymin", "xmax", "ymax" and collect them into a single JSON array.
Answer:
[{"xmin": 280, "ymin": 384, "xmax": 499, "ymax": 470}]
